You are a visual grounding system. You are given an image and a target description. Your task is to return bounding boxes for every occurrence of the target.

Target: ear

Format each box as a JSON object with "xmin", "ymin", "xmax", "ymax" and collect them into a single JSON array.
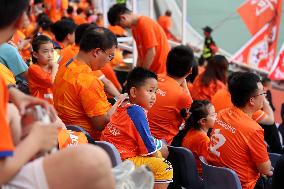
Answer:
[
  {"xmin": 249, "ymin": 97, "xmax": 255, "ymax": 106},
  {"xmin": 33, "ymin": 51, "xmax": 39, "ymax": 59},
  {"xmin": 92, "ymin": 48, "xmax": 101, "ymax": 58},
  {"xmin": 129, "ymin": 87, "xmax": 137, "ymax": 98},
  {"xmin": 199, "ymin": 118, "xmax": 207, "ymax": 126}
]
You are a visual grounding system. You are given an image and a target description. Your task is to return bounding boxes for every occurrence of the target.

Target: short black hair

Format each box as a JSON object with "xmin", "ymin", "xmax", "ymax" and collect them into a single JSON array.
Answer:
[
  {"xmin": 107, "ymin": 3, "xmax": 131, "ymax": 26},
  {"xmin": 228, "ymin": 72, "xmax": 261, "ymax": 108},
  {"xmin": 37, "ymin": 13, "xmax": 53, "ymax": 31},
  {"xmin": 75, "ymin": 23, "xmax": 91, "ymax": 45},
  {"xmin": 261, "ymin": 77, "xmax": 271, "ymax": 85},
  {"xmin": 0, "ymin": 0, "xmax": 29, "ymax": 29},
  {"xmin": 126, "ymin": 67, "xmax": 157, "ymax": 94},
  {"xmin": 32, "ymin": 35, "xmax": 53, "ymax": 63},
  {"xmin": 76, "ymin": 7, "xmax": 84, "ymax": 15},
  {"xmin": 51, "ymin": 19, "xmax": 77, "ymax": 42},
  {"xmin": 165, "ymin": 10, "xmax": 172, "ymax": 16},
  {"xmin": 166, "ymin": 45, "xmax": 196, "ymax": 78},
  {"xmin": 80, "ymin": 27, "xmax": 117, "ymax": 52},
  {"xmin": 67, "ymin": 5, "xmax": 74, "ymax": 15}
]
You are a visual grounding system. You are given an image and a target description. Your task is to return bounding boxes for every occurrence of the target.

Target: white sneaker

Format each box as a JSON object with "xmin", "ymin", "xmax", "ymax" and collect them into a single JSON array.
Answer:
[{"xmin": 113, "ymin": 161, "xmax": 154, "ymax": 189}]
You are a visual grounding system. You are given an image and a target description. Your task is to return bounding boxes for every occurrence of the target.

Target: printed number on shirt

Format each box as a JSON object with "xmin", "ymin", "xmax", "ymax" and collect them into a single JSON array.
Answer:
[{"xmin": 209, "ymin": 129, "xmax": 226, "ymax": 157}]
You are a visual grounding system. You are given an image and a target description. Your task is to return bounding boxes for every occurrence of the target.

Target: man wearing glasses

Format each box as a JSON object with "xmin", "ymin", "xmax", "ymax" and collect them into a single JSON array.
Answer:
[
  {"xmin": 207, "ymin": 72, "xmax": 273, "ymax": 189},
  {"xmin": 53, "ymin": 27, "xmax": 126, "ymax": 141}
]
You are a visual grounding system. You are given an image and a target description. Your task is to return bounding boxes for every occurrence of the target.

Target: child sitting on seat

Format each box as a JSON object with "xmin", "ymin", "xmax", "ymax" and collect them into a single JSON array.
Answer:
[
  {"xmin": 28, "ymin": 35, "xmax": 58, "ymax": 104},
  {"xmin": 101, "ymin": 67, "xmax": 173, "ymax": 189},
  {"xmin": 172, "ymin": 100, "xmax": 216, "ymax": 175}
]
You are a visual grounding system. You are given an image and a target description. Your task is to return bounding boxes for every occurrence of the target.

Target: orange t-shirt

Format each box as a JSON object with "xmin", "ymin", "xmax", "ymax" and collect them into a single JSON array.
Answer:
[
  {"xmin": 207, "ymin": 107, "xmax": 269, "ymax": 189},
  {"xmin": 73, "ymin": 15, "xmax": 87, "ymax": 25},
  {"xmin": 58, "ymin": 44, "xmax": 79, "ymax": 67},
  {"xmin": 28, "ymin": 64, "xmax": 53, "ymax": 104},
  {"xmin": 45, "ymin": 0, "xmax": 68, "ymax": 22},
  {"xmin": 0, "ymin": 76, "xmax": 15, "ymax": 157},
  {"xmin": 148, "ymin": 74, "xmax": 193, "ymax": 144},
  {"xmin": 212, "ymin": 89, "xmax": 266, "ymax": 122},
  {"xmin": 53, "ymin": 58, "xmax": 111, "ymax": 140},
  {"xmin": 101, "ymin": 103, "xmax": 158, "ymax": 160},
  {"xmin": 0, "ymin": 64, "xmax": 16, "ymax": 84},
  {"xmin": 108, "ymin": 25, "xmax": 127, "ymax": 37},
  {"xmin": 182, "ymin": 129, "xmax": 210, "ymax": 175},
  {"xmin": 158, "ymin": 15, "xmax": 171, "ymax": 39},
  {"xmin": 131, "ymin": 16, "xmax": 170, "ymax": 74},
  {"xmin": 191, "ymin": 74, "xmax": 226, "ymax": 101}
]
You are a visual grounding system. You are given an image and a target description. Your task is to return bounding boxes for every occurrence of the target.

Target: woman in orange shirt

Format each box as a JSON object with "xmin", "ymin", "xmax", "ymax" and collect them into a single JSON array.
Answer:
[
  {"xmin": 28, "ymin": 35, "xmax": 58, "ymax": 104},
  {"xmin": 191, "ymin": 55, "xmax": 228, "ymax": 101},
  {"xmin": 172, "ymin": 100, "xmax": 216, "ymax": 175}
]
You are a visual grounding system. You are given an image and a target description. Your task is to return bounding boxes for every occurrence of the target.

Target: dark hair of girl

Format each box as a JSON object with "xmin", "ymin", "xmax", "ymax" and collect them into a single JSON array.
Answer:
[{"xmin": 171, "ymin": 100, "xmax": 211, "ymax": 147}]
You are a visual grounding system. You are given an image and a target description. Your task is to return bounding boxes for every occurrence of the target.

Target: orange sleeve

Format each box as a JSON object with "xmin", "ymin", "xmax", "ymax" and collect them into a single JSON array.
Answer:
[
  {"xmin": 247, "ymin": 129, "xmax": 269, "ymax": 164},
  {"xmin": 139, "ymin": 19, "xmax": 158, "ymax": 49},
  {"xmin": 93, "ymin": 70, "xmax": 105, "ymax": 79},
  {"xmin": 78, "ymin": 74, "xmax": 110, "ymax": 117},
  {"xmin": 198, "ymin": 136, "xmax": 210, "ymax": 159},
  {"xmin": 28, "ymin": 65, "xmax": 53, "ymax": 88},
  {"xmin": 165, "ymin": 17, "xmax": 172, "ymax": 29},
  {"xmin": 252, "ymin": 110, "xmax": 266, "ymax": 122},
  {"xmin": 0, "ymin": 76, "xmax": 15, "ymax": 157},
  {"xmin": 176, "ymin": 90, "xmax": 192, "ymax": 110}
]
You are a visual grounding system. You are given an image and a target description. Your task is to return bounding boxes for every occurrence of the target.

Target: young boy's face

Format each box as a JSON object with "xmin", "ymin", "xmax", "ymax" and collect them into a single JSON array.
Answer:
[{"xmin": 132, "ymin": 78, "xmax": 158, "ymax": 110}]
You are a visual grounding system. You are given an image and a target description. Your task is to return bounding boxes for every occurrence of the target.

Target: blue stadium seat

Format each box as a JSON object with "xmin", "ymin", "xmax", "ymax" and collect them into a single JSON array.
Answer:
[
  {"xmin": 95, "ymin": 141, "xmax": 122, "ymax": 167},
  {"xmin": 269, "ymin": 153, "xmax": 282, "ymax": 167},
  {"xmin": 167, "ymin": 146, "xmax": 204, "ymax": 189},
  {"xmin": 199, "ymin": 156, "xmax": 242, "ymax": 189}
]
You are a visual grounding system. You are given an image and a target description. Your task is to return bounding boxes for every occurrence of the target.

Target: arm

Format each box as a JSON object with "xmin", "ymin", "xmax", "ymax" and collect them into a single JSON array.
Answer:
[
  {"xmin": 0, "ymin": 122, "xmax": 59, "ymax": 185},
  {"xmin": 181, "ymin": 79, "xmax": 191, "ymax": 97},
  {"xmin": 141, "ymin": 47, "xmax": 156, "ymax": 70},
  {"xmin": 256, "ymin": 160, "xmax": 273, "ymax": 176},
  {"xmin": 258, "ymin": 98, "xmax": 274, "ymax": 125},
  {"xmin": 90, "ymin": 94, "xmax": 128, "ymax": 131},
  {"xmin": 101, "ymin": 77, "xmax": 121, "ymax": 97},
  {"xmin": 50, "ymin": 63, "xmax": 59, "ymax": 83}
]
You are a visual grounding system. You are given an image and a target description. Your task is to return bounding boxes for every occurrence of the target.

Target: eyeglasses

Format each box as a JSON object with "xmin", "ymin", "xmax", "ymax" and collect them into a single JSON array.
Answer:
[
  {"xmin": 252, "ymin": 92, "xmax": 267, "ymax": 98},
  {"xmin": 101, "ymin": 49, "xmax": 115, "ymax": 61}
]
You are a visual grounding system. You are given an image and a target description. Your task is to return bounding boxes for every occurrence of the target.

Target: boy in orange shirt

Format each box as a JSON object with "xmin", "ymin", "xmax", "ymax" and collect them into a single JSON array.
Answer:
[
  {"xmin": 108, "ymin": 3, "xmax": 170, "ymax": 74},
  {"xmin": 53, "ymin": 27, "xmax": 125, "ymax": 140},
  {"xmin": 158, "ymin": 10, "xmax": 180, "ymax": 42},
  {"xmin": 28, "ymin": 35, "xmax": 58, "ymax": 104},
  {"xmin": 147, "ymin": 45, "xmax": 195, "ymax": 144},
  {"xmin": 207, "ymin": 72, "xmax": 273, "ymax": 189},
  {"xmin": 101, "ymin": 67, "xmax": 173, "ymax": 188}
]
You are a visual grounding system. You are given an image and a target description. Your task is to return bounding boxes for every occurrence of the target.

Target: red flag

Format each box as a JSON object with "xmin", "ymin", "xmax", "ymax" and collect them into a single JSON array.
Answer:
[
  {"xmin": 237, "ymin": 0, "xmax": 277, "ymax": 35},
  {"xmin": 269, "ymin": 43, "xmax": 284, "ymax": 80},
  {"xmin": 231, "ymin": 0, "xmax": 282, "ymax": 71}
]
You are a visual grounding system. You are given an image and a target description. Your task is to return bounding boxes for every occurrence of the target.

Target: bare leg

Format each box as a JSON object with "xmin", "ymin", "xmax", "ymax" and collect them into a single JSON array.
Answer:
[
  {"xmin": 154, "ymin": 183, "xmax": 169, "ymax": 189},
  {"xmin": 44, "ymin": 144, "xmax": 115, "ymax": 189},
  {"xmin": 7, "ymin": 103, "xmax": 22, "ymax": 145}
]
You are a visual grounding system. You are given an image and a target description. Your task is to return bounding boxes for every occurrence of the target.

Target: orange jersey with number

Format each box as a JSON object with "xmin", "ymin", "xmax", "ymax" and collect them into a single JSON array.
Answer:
[{"xmin": 208, "ymin": 107, "xmax": 269, "ymax": 189}]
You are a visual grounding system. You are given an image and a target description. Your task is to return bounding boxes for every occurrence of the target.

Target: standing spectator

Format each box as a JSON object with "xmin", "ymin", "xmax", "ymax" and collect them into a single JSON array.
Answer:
[
  {"xmin": 158, "ymin": 10, "xmax": 180, "ymax": 42},
  {"xmin": 207, "ymin": 72, "xmax": 273, "ymax": 189},
  {"xmin": 200, "ymin": 26, "xmax": 218, "ymax": 65},
  {"xmin": 108, "ymin": 3, "xmax": 170, "ymax": 74}
]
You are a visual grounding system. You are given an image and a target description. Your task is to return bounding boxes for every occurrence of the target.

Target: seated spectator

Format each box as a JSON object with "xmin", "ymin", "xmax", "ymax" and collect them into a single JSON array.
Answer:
[
  {"xmin": 101, "ymin": 67, "xmax": 173, "ymax": 189},
  {"xmin": 28, "ymin": 35, "xmax": 58, "ymax": 104},
  {"xmin": 147, "ymin": 45, "xmax": 195, "ymax": 144},
  {"xmin": 51, "ymin": 19, "xmax": 77, "ymax": 49},
  {"xmin": 0, "ymin": 43, "xmax": 28, "ymax": 82},
  {"xmin": 191, "ymin": 55, "xmax": 228, "ymax": 101},
  {"xmin": 172, "ymin": 100, "xmax": 216, "ymax": 175},
  {"xmin": 73, "ymin": 7, "xmax": 87, "ymax": 25},
  {"xmin": 59, "ymin": 23, "xmax": 121, "ymax": 97},
  {"xmin": 53, "ymin": 27, "xmax": 125, "ymax": 140},
  {"xmin": 207, "ymin": 72, "xmax": 273, "ymax": 189}
]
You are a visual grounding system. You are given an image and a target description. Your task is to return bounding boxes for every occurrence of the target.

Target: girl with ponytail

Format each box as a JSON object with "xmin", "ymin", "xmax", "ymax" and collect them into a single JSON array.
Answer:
[{"xmin": 171, "ymin": 100, "xmax": 216, "ymax": 175}]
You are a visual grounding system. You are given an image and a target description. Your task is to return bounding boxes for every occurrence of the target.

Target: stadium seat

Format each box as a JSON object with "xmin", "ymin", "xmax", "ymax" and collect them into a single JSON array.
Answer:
[
  {"xmin": 167, "ymin": 146, "xmax": 204, "ymax": 189},
  {"xmin": 199, "ymin": 156, "xmax": 242, "ymax": 189},
  {"xmin": 269, "ymin": 153, "xmax": 282, "ymax": 167},
  {"xmin": 95, "ymin": 141, "xmax": 122, "ymax": 167},
  {"xmin": 66, "ymin": 125, "xmax": 96, "ymax": 144}
]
